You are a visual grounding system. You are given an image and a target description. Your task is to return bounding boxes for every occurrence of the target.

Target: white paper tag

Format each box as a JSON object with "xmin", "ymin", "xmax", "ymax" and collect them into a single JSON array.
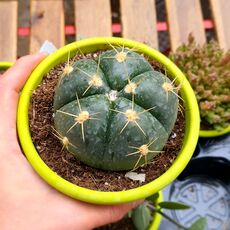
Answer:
[
  {"xmin": 39, "ymin": 40, "xmax": 57, "ymax": 55},
  {"xmin": 125, "ymin": 172, "xmax": 146, "ymax": 183}
]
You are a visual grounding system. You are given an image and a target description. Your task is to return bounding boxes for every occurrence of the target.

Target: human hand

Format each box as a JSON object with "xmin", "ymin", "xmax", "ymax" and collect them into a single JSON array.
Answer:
[{"xmin": 0, "ymin": 53, "xmax": 141, "ymax": 230}]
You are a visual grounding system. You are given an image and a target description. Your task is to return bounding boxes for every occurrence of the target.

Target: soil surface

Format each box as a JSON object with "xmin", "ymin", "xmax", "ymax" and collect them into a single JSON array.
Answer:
[
  {"xmin": 29, "ymin": 52, "xmax": 185, "ymax": 192},
  {"xmin": 96, "ymin": 217, "xmax": 134, "ymax": 230}
]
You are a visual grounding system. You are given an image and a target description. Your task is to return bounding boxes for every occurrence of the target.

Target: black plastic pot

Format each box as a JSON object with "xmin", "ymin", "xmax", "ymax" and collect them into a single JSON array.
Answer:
[{"xmin": 159, "ymin": 134, "xmax": 230, "ymax": 230}]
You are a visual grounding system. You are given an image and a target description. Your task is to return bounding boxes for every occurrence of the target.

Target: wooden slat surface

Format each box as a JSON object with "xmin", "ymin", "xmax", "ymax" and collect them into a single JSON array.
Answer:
[
  {"xmin": 210, "ymin": 0, "xmax": 230, "ymax": 49},
  {"xmin": 74, "ymin": 0, "xmax": 112, "ymax": 39},
  {"xmin": 120, "ymin": 0, "xmax": 158, "ymax": 48},
  {"xmin": 30, "ymin": 0, "xmax": 65, "ymax": 53},
  {"xmin": 0, "ymin": 1, "xmax": 17, "ymax": 62},
  {"xmin": 166, "ymin": 0, "xmax": 206, "ymax": 51}
]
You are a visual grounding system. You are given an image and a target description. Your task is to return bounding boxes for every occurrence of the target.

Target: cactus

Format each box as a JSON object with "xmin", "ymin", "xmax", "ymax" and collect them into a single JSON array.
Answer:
[
  {"xmin": 53, "ymin": 46, "xmax": 179, "ymax": 171},
  {"xmin": 170, "ymin": 35, "xmax": 230, "ymax": 131}
]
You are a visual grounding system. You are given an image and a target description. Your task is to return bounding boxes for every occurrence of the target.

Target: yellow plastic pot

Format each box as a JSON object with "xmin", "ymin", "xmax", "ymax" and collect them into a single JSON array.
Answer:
[
  {"xmin": 0, "ymin": 62, "xmax": 13, "ymax": 72},
  {"xmin": 17, "ymin": 37, "xmax": 200, "ymax": 205},
  {"xmin": 199, "ymin": 126, "xmax": 230, "ymax": 138},
  {"xmin": 149, "ymin": 192, "xmax": 163, "ymax": 230}
]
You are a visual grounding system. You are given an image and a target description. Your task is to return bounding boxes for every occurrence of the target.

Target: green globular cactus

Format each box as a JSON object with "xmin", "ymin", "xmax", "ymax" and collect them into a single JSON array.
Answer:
[{"xmin": 53, "ymin": 47, "xmax": 178, "ymax": 171}]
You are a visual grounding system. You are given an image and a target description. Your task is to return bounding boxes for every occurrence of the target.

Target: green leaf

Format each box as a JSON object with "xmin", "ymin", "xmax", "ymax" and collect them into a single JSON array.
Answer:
[
  {"xmin": 188, "ymin": 217, "xmax": 207, "ymax": 230},
  {"xmin": 158, "ymin": 201, "xmax": 190, "ymax": 210},
  {"xmin": 146, "ymin": 193, "xmax": 159, "ymax": 203},
  {"xmin": 127, "ymin": 210, "xmax": 133, "ymax": 218},
  {"xmin": 131, "ymin": 204, "xmax": 152, "ymax": 230}
]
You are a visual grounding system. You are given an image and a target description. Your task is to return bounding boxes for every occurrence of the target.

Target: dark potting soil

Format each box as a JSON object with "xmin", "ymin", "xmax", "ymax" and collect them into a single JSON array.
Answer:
[
  {"xmin": 29, "ymin": 52, "xmax": 185, "ymax": 192},
  {"xmin": 96, "ymin": 216, "xmax": 134, "ymax": 230}
]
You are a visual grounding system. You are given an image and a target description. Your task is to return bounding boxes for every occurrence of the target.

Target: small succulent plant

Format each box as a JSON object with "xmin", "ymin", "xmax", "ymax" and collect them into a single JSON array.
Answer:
[
  {"xmin": 170, "ymin": 35, "xmax": 230, "ymax": 131},
  {"xmin": 53, "ymin": 45, "xmax": 179, "ymax": 171},
  {"xmin": 129, "ymin": 193, "xmax": 206, "ymax": 230}
]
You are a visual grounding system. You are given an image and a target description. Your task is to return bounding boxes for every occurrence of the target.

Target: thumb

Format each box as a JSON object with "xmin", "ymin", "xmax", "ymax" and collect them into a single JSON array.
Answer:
[
  {"xmin": 0, "ymin": 53, "xmax": 47, "ymax": 153},
  {"xmin": 89, "ymin": 200, "xmax": 144, "ymax": 229},
  {"xmin": 1, "ymin": 53, "xmax": 47, "ymax": 92}
]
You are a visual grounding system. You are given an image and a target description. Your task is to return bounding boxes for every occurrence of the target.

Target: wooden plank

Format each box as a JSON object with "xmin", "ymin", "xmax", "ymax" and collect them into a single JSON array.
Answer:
[
  {"xmin": 209, "ymin": 0, "xmax": 230, "ymax": 49},
  {"xmin": 0, "ymin": 1, "xmax": 18, "ymax": 62},
  {"xmin": 30, "ymin": 0, "xmax": 65, "ymax": 53},
  {"xmin": 165, "ymin": 0, "xmax": 206, "ymax": 51},
  {"xmin": 74, "ymin": 0, "xmax": 112, "ymax": 39},
  {"xmin": 120, "ymin": 0, "xmax": 158, "ymax": 49}
]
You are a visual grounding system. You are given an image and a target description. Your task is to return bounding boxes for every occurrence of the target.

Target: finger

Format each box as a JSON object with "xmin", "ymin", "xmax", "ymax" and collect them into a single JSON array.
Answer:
[
  {"xmin": 0, "ymin": 53, "xmax": 47, "ymax": 153},
  {"xmin": 87, "ymin": 200, "xmax": 144, "ymax": 229},
  {"xmin": 1, "ymin": 53, "xmax": 47, "ymax": 92}
]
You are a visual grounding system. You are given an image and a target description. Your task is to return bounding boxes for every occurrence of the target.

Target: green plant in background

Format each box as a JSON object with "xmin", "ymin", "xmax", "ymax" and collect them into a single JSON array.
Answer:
[
  {"xmin": 53, "ymin": 46, "xmax": 179, "ymax": 171},
  {"xmin": 130, "ymin": 193, "xmax": 206, "ymax": 230},
  {"xmin": 169, "ymin": 35, "xmax": 230, "ymax": 131}
]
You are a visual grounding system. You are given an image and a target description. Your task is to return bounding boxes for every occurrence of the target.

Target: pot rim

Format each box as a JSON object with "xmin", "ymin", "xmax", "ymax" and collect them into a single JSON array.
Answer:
[
  {"xmin": 149, "ymin": 191, "xmax": 163, "ymax": 230},
  {"xmin": 199, "ymin": 126, "xmax": 230, "ymax": 138},
  {"xmin": 17, "ymin": 37, "xmax": 200, "ymax": 204},
  {"xmin": 0, "ymin": 62, "xmax": 13, "ymax": 70}
]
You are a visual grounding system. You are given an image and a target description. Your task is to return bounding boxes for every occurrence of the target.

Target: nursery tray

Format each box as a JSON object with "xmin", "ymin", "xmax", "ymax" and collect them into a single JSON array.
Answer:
[{"xmin": 159, "ymin": 134, "xmax": 230, "ymax": 230}]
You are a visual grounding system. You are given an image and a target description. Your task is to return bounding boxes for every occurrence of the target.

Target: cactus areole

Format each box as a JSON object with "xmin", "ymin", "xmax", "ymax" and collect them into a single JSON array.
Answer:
[{"xmin": 53, "ymin": 48, "xmax": 179, "ymax": 171}]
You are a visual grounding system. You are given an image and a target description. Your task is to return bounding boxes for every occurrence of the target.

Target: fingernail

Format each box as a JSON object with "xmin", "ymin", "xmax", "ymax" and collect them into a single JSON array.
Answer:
[{"xmin": 39, "ymin": 51, "xmax": 49, "ymax": 56}]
